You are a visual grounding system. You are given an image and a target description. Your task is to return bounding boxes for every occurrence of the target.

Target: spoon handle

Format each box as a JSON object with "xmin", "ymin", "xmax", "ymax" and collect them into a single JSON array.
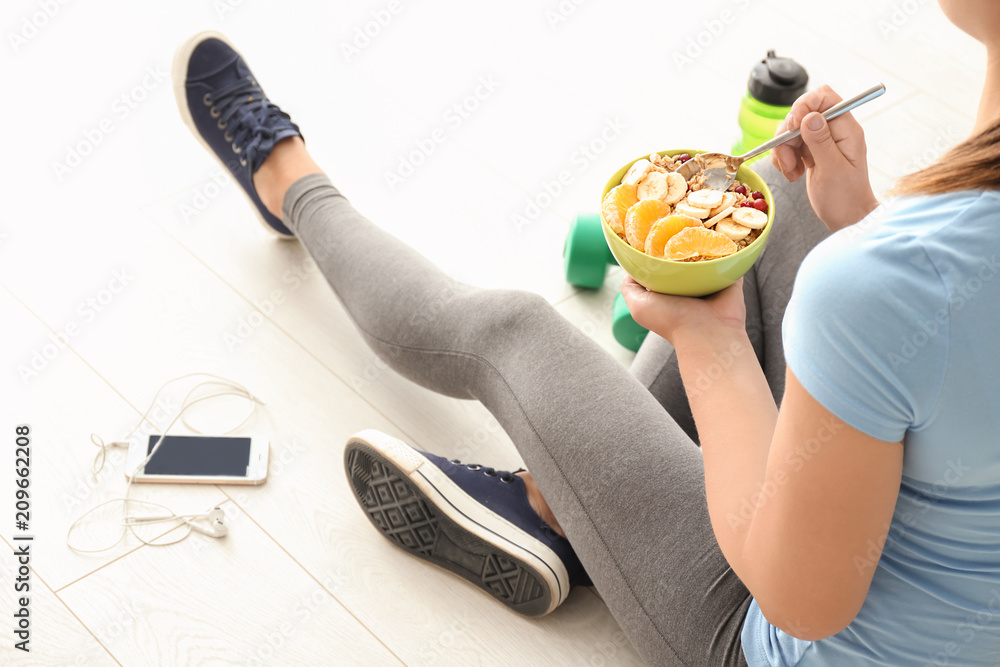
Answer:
[{"xmin": 740, "ymin": 83, "xmax": 886, "ymax": 161}]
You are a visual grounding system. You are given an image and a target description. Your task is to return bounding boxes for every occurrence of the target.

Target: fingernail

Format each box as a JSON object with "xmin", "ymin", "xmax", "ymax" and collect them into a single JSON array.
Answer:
[{"xmin": 806, "ymin": 114, "xmax": 824, "ymax": 131}]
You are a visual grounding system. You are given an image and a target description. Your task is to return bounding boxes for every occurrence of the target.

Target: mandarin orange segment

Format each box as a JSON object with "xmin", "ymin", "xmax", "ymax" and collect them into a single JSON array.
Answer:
[
  {"xmin": 601, "ymin": 184, "xmax": 639, "ymax": 236},
  {"xmin": 624, "ymin": 199, "xmax": 672, "ymax": 250},
  {"xmin": 665, "ymin": 226, "xmax": 739, "ymax": 261},
  {"xmin": 643, "ymin": 214, "xmax": 703, "ymax": 258}
]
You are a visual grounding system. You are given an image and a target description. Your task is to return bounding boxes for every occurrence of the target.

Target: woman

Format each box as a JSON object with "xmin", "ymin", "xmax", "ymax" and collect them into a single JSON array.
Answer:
[{"xmin": 172, "ymin": 0, "xmax": 1000, "ymax": 662}]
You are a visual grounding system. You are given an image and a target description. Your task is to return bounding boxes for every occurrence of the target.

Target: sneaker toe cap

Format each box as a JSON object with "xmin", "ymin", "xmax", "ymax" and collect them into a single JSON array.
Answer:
[{"xmin": 187, "ymin": 38, "xmax": 240, "ymax": 79}]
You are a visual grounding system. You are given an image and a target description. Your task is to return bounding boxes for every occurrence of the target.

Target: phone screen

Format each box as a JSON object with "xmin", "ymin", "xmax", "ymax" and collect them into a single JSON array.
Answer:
[{"xmin": 144, "ymin": 435, "xmax": 252, "ymax": 477}]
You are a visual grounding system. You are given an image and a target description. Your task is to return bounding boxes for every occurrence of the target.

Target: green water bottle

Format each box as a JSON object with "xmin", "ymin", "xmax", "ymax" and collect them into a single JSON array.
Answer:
[{"xmin": 733, "ymin": 50, "xmax": 808, "ymax": 164}]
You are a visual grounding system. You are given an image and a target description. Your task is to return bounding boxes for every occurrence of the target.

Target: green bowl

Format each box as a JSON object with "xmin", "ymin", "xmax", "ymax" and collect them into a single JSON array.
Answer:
[{"xmin": 601, "ymin": 149, "xmax": 774, "ymax": 296}]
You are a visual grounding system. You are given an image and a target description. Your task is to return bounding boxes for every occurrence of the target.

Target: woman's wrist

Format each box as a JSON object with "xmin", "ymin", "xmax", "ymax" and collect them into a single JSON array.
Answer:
[
  {"xmin": 669, "ymin": 324, "xmax": 754, "ymax": 386},
  {"xmin": 671, "ymin": 320, "xmax": 749, "ymax": 355}
]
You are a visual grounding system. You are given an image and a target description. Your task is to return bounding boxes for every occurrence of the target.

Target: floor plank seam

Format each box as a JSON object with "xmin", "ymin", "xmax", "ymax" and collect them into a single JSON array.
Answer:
[{"xmin": 217, "ymin": 491, "xmax": 409, "ymax": 666}]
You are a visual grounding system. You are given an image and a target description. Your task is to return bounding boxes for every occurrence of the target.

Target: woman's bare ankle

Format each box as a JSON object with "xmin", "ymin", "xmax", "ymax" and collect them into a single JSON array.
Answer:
[
  {"xmin": 517, "ymin": 471, "xmax": 566, "ymax": 539},
  {"xmin": 253, "ymin": 136, "xmax": 324, "ymax": 219}
]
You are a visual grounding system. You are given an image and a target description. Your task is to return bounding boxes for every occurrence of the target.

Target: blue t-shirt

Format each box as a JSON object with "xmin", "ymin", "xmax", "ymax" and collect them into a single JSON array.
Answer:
[{"xmin": 741, "ymin": 191, "xmax": 1000, "ymax": 666}]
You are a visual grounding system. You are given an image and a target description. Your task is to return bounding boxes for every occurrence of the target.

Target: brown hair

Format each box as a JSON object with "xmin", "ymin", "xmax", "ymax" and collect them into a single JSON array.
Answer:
[{"xmin": 891, "ymin": 119, "xmax": 1000, "ymax": 196}]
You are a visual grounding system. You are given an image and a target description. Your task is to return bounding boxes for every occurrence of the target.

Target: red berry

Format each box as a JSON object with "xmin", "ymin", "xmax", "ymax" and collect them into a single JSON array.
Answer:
[
  {"xmin": 677, "ymin": 153, "xmax": 692, "ymax": 164},
  {"xmin": 751, "ymin": 190, "xmax": 764, "ymax": 200},
  {"xmin": 740, "ymin": 201, "xmax": 754, "ymax": 208},
  {"xmin": 734, "ymin": 184, "xmax": 747, "ymax": 196},
  {"xmin": 752, "ymin": 198, "xmax": 769, "ymax": 213}
]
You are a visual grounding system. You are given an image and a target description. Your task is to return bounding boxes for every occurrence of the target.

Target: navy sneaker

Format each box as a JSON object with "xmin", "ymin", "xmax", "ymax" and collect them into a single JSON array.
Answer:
[
  {"xmin": 345, "ymin": 430, "xmax": 591, "ymax": 617},
  {"xmin": 172, "ymin": 31, "xmax": 301, "ymax": 237}
]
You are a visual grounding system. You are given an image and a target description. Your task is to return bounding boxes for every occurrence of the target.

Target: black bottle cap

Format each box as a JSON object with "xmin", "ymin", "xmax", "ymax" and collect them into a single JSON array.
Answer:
[{"xmin": 748, "ymin": 50, "xmax": 809, "ymax": 107}]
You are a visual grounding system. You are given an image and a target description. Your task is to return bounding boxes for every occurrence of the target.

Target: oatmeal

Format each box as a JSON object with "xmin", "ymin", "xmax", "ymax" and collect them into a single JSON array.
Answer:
[{"xmin": 602, "ymin": 152, "xmax": 769, "ymax": 262}]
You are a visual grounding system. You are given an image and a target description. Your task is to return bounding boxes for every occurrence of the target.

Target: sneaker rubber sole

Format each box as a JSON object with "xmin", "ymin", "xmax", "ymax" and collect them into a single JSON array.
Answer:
[
  {"xmin": 170, "ymin": 30, "xmax": 293, "ymax": 240},
  {"xmin": 344, "ymin": 429, "xmax": 569, "ymax": 617}
]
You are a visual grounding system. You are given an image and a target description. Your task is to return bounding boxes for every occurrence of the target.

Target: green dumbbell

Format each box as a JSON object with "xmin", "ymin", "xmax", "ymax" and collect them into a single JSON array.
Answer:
[
  {"xmin": 612, "ymin": 291, "xmax": 649, "ymax": 352},
  {"xmin": 563, "ymin": 213, "xmax": 618, "ymax": 289}
]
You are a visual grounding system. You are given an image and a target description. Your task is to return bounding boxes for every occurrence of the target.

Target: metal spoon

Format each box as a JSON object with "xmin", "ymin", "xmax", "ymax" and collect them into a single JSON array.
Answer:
[{"xmin": 679, "ymin": 83, "xmax": 886, "ymax": 191}]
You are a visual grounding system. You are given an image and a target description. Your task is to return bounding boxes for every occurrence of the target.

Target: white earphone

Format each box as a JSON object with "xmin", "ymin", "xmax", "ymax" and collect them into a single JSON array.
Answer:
[
  {"xmin": 122, "ymin": 506, "xmax": 229, "ymax": 537},
  {"xmin": 66, "ymin": 373, "xmax": 263, "ymax": 552}
]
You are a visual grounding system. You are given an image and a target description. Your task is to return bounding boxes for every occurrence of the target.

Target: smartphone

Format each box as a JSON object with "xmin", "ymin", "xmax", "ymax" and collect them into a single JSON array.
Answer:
[{"xmin": 125, "ymin": 434, "xmax": 269, "ymax": 485}]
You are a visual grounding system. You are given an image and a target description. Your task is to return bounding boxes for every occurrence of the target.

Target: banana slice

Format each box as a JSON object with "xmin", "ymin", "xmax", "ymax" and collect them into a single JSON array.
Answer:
[
  {"xmin": 703, "ymin": 206, "xmax": 735, "ymax": 229},
  {"xmin": 686, "ymin": 189, "xmax": 724, "ymax": 210},
  {"xmin": 708, "ymin": 192, "xmax": 739, "ymax": 218},
  {"xmin": 715, "ymin": 218, "xmax": 752, "ymax": 241},
  {"xmin": 675, "ymin": 201, "xmax": 709, "ymax": 219},
  {"xmin": 637, "ymin": 172, "xmax": 669, "ymax": 201},
  {"xmin": 622, "ymin": 159, "xmax": 653, "ymax": 187},
  {"xmin": 732, "ymin": 207, "xmax": 768, "ymax": 229},
  {"xmin": 663, "ymin": 172, "xmax": 687, "ymax": 205}
]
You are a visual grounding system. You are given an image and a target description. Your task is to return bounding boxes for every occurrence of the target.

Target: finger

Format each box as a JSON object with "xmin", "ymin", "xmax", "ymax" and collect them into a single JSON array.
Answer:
[
  {"xmin": 772, "ymin": 118, "xmax": 812, "ymax": 179},
  {"xmin": 786, "ymin": 87, "xmax": 846, "ymax": 159},
  {"xmin": 776, "ymin": 117, "xmax": 805, "ymax": 153},
  {"xmin": 770, "ymin": 148, "xmax": 786, "ymax": 176},
  {"xmin": 779, "ymin": 115, "xmax": 816, "ymax": 172},
  {"xmin": 799, "ymin": 143, "xmax": 815, "ymax": 171},
  {"xmin": 771, "ymin": 144, "xmax": 795, "ymax": 179},
  {"xmin": 825, "ymin": 111, "xmax": 863, "ymax": 142},
  {"xmin": 787, "ymin": 85, "xmax": 844, "ymax": 130},
  {"xmin": 621, "ymin": 278, "xmax": 661, "ymax": 330},
  {"xmin": 621, "ymin": 275, "xmax": 645, "ymax": 296},
  {"xmin": 799, "ymin": 112, "xmax": 851, "ymax": 172},
  {"xmin": 825, "ymin": 113, "xmax": 869, "ymax": 166},
  {"xmin": 772, "ymin": 143, "xmax": 802, "ymax": 179},
  {"xmin": 771, "ymin": 120, "xmax": 793, "ymax": 174},
  {"xmin": 775, "ymin": 143, "xmax": 808, "ymax": 180},
  {"xmin": 620, "ymin": 276, "xmax": 648, "ymax": 310},
  {"xmin": 788, "ymin": 85, "xmax": 865, "ymax": 158}
]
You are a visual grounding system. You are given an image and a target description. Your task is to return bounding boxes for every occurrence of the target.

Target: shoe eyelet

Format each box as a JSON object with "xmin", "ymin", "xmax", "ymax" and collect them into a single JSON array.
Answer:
[
  {"xmin": 232, "ymin": 143, "xmax": 241, "ymax": 154},
  {"xmin": 500, "ymin": 475, "xmax": 515, "ymax": 484},
  {"xmin": 449, "ymin": 459, "xmax": 461, "ymax": 465},
  {"xmin": 466, "ymin": 464, "xmax": 481, "ymax": 471},
  {"xmin": 209, "ymin": 107, "xmax": 220, "ymax": 119},
  {"xmin": 202, "ymin": 93, "xmax": 212, "ymax": 106},
  {"xmin": 239, "ymin": 157, "xmax": 247, "ymax": 167},
  {"xmin": 217, "ymin": 118, "xmax": 227, "ymax": 130},
  {"xmin": 484, "ymin": 470, "xmax": 498, "ymax": 477},
  {"xmin": 223, "ymin": 131, "xmax": 233, "ymax": 142}
]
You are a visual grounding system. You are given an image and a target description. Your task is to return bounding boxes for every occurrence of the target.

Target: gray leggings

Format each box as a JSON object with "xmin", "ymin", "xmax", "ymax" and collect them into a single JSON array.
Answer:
[{"xmin": 282, "ymin": 162, "xmax": 830, "ymax": 666}]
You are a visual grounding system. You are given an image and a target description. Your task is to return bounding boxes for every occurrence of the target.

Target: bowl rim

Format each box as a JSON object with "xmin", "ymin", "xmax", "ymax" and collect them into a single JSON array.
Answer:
[{"xmin": 602, "ymin": 149, "xmax": 775, "ymax": 266}]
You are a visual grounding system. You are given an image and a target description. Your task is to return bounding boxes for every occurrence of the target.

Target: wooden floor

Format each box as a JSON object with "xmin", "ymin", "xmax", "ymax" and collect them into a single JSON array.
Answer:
[{"xmin": 0, "ymin": 0, "xmax": 984, "ymax": 664}]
